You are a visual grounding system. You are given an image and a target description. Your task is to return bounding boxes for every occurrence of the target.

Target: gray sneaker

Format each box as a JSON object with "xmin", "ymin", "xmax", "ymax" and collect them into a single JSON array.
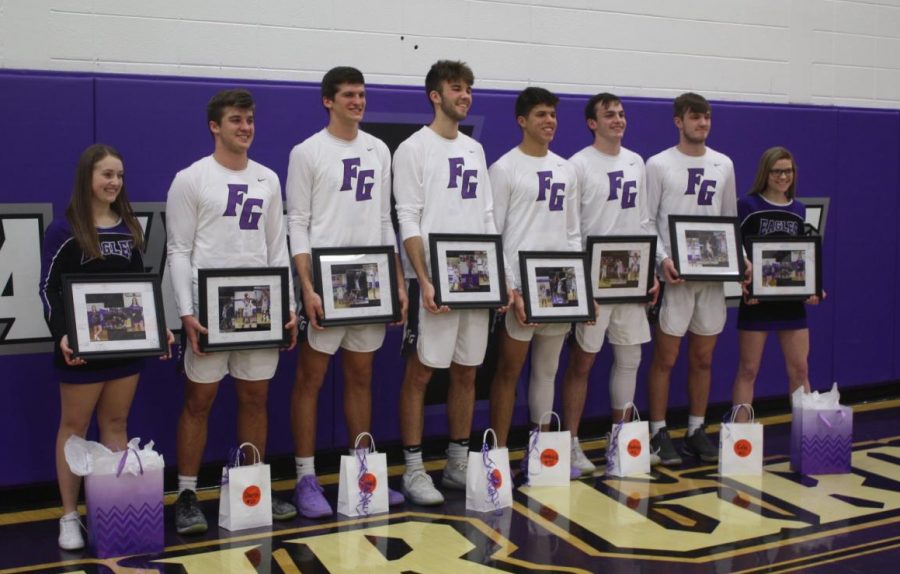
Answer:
[
  {"xmin": 175, "ymin": 490, "xmax": 208, "ymax": 535},
  {"xmin": 682, "ymin": 425, "xmax": 718, "ymax": 463},
  {"xmin": 441, "ymin": 458, "xmax": 467, "ymax": 490},
  {"xmin": 649, "ymin": 427, "xmax": 683, "ymax": 466},
  {"xmin": 272, "ymin": 495, "xmax": 298, "ymax": 521}
]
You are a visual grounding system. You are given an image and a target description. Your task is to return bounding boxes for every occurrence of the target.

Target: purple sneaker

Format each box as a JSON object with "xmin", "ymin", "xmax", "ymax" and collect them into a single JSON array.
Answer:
[
  {"xmin": 388, "ymin": 487, "xmax": 405, "ymax": 506},
  {"xmin": 294, "ymin": 475, "xmax": 333, "ymax": 519}
]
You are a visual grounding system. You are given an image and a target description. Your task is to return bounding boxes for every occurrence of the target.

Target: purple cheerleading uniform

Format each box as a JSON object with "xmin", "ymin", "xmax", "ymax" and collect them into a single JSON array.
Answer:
[
  {"xmin": 39, "ymin": 218, "xmax": 146, "ymax": 384},
  {"xmin": 737, "ymin": 194, "xmax": 807, "ymax": 331}
]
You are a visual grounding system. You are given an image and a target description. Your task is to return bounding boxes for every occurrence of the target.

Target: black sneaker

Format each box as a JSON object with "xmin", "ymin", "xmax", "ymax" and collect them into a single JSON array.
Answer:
[
  {"xmin": 650, "ymin": 427, "xmax": 683, "ymax": 466},
  {"xmin": 175, "ymin": 490, "xmax": 208, "ymax": 535},
  {"xmin": 272, "ymin": 495, "xmax": 298, "ymax": 521},
  {"xmin": 682, "ymin": 424, "xmax": 718, "ymax": 463}
]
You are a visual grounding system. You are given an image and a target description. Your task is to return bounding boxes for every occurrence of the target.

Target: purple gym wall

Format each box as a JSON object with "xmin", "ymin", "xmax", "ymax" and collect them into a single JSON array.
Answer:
[{"xmin": 1, "ymin": 70, "xmax": 898, "ymax": 488}]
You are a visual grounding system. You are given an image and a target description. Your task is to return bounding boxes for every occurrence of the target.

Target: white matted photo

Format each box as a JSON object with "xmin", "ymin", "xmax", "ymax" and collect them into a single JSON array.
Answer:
[
  {"xmin": 669, "ymin": 215, "xmax": 744, "ymax": 281},
  {"xmin": 429, "ymin": 233, "xmax": 508, "ymax": 309},
  {"xmin": 587, "ymin": 236, "xmax": 656, "ymax": 303},
  {"xmin": 519, "ymin": 251, "xmax": 594, "ymax": 323},
  {"xmin": 312, "ymin": 246, "xmax": 399, "ymax": 326},
  {"xmin": 747, "ymin": 236, "xmax": 822, "ymax": 301}
]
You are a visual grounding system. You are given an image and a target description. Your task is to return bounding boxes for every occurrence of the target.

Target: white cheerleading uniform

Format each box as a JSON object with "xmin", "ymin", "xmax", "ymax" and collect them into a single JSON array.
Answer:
[
  {"xmin": 646, "ymin": 146, "xmax": 737, "ymax": 336},
  {"xmin": 570, "ymin": 145, "xmax": 652, "ymax": 351},
  {"xmin": 393, "ymin": 126, "xmax": 496, "ymax": 368},
  {"xmin": 166, "ymin": 155, "xmax": 294, "ymax": 382},
  {"xmin": 286, "ymin": 128, "xmax": 396, "ymax": 354},
  {"xmin": 490, "ymin": 146, "xmax": 580, "ymax": 341}
]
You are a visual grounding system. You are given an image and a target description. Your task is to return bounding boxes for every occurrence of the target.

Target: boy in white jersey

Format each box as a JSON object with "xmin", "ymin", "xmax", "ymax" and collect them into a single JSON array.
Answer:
[
  {"xmin": 393, "ymin": 60, "xmax": 502, "ymax": 506},
  {"xmin": 488, "ymin": 88, "xmax": 581, "ymax": 471},
  {"xmin": 560, "ymin": 93, "xmax": 659, "ymax": 474},
  {"xmin": 645, "ymin": 92, "xmax": 743, "ymax": 466},
  {"xmin": 286, "ymin": 67, "xmax": 408, "ymax": 518},
  {"xmin": 167, "ymin": 89, "xmax": 298, "ymax": 534}
]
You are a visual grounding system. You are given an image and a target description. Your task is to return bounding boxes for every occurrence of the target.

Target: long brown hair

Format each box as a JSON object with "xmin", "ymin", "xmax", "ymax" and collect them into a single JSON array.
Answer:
[
  {"xmin": 748, "ymin": 146, "xmax": 798, "ymax": 199},
  {"xmin": 65, "ymin": 144, "xmax": 144, "ymax": 259}
]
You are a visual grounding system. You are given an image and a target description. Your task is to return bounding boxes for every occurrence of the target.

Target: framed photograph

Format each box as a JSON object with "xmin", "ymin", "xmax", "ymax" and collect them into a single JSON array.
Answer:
[
  {"xmin": 669, "ymin": 215, "xmax": 745, "ymax": 281},
  {"xmin": 518, "ymin": 251, "xmax": 595, "ymax": 324},
  {"xmin": 311, "ymin": 246, "xmax": 400, "ymax": 327},
  {"xmin": 747, "ymin": 235, "xmax": 822, "ymax": 301},
  {"xmin": 429, "ymin": 233, "xmax": 508, "ymax": 309},
  {"xmin": 198, "ymin": 267, "xmax": 290, "ymax": 351},
  {"xmin": 62, "ymin": 273, "xmax": 167, "ymax": 359},
  {"xmin": 798, "ymin": 197, "xmax": 831, "ymax": 236},
  {"xmin": 586, "ymin": 235, "xmax": 657, "ymax": 303}
]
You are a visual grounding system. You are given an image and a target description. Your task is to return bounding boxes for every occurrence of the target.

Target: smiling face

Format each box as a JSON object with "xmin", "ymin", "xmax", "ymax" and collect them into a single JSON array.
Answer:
[
  {"xmin": 766, "ymin": 158, "xmax": 795, "ymax": 198},
  {"xmin": 325, "ymin": 82, "xmax": 366, "ymax": 126},
  {"xmin": 519, "ymin": 103, "xmax": 557, "ymax": 147},
  {"xmin": 433, "ymin": 79, "xmax": 472, "ymax": 122},
  {"xmin": 90, "ymin": 154, "xmax": 124, "ymax": 209},
  {"xmin": 589, "ymin": 101, "xmax": 626, "ymax": 146},
  {"xmin": 675, "ymin": 109, "xmax": 711, "ymax": 145},
  {"xmin": 210, "ymin": 106, "xmax": 254, "ymax": 155}
]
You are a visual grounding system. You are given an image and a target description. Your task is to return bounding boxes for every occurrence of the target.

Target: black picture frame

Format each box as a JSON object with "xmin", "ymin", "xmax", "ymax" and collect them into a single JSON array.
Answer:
[
  {"xmin": 586, "ymin": 235, "xmax": 657, "ymax": 303},
  {"xmin": 798, "ymin": 197, "xmax": 831, "ymax": 237},
  {"xmin": 428, "ymin": 233, "xmax": 508, "ymax": 309},
  {"xmin": 198, "ymin": 267, "xmax": 290, "ymax": 351},
  {"xmin": 746, "ymin": 235, "xmax": 822, "ymax": 301},
  {"xmin": 518, "ymin": 251, "xmax": 595, "ymax": 324},
  {"xmin": 311, "ymin": 246, "xmax": 400, "ymax": 327},
  {"xmin": 62, "ymin": 272, "xmax": 167, "ymax": 359},
  {"xmin": 668, "ymin": 215, "xmax": 745, "ymax": 281}
]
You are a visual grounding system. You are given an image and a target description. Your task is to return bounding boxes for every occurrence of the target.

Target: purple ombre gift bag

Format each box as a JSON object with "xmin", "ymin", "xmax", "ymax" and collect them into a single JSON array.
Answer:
[
  {"xmin": 83, "ymin": 443, "xmax": 164, "ymax": 558},
  {"xmin": 790, "ymin": 385, "xmax": 853, "ymax": 475}
]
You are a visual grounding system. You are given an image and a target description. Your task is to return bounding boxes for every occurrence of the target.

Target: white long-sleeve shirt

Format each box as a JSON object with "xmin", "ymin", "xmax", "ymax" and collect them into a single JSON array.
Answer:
[
  {"xmin": 569, "ymin": 145, "xmax": 652, "ymax": 246},
  {"xmin": 489, "ymin": 147, "xmax": 581, "ymax": 289},
  {"xmin": 285, "ymin": 128, "xmax": 396, "ymax": 254},
  {"xmin": 166, "ymin": 155, "xmax": 294, "ymax": 317},
  {"xmin": 645, "ymin": 146, "xmax": 737, "ymax": 268},
  {"xmin": 393, "ymin": 126, "xmax": 497, "ymax": 279}
]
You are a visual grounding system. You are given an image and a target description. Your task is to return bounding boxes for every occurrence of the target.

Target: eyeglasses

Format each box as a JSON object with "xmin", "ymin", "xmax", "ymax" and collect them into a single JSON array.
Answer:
[{"xmin": 769, "ymin": 168, "xmax": 794, "ymax": 177}]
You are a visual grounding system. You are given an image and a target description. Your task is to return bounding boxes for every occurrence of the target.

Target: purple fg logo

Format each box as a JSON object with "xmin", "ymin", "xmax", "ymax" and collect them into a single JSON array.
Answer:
[
  {"xmin": 448, "ymin": 157, "xmax": 478, "ymax": 199},
  {"xmin": 223, "ymin": 183, "xmax": 264, "ymax": 230},
  {"xmin": 340, "ymin": 158, "xmax": 375, "ymax": 201},
  {"xmin": 536, "ymin": 171, "xmax": 565, "ymax": 211},
  {"xmin": 684, "ymin": 168, "xmax": 716, "ymax": 206},
  {"xmin": 607, "ymin": 170, "xmax": 637, "ymax": 209}
]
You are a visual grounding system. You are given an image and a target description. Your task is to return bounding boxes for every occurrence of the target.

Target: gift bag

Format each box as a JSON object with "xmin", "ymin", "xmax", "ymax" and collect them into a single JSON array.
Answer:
[
  {"xmin": 791, "ymin": 384, "xmax": 853, "ymax": 475},
  {"xmin": 526, "ymin": 411, "xmax": 572, "ymax": 487},
  {"xmin": 219, "ymin": 443, "xmax": 272, "ymax": 531},
  {"xmin": 67, "ymin": 437, "xmax": 165, "ymax": 559},
  {"xmin": 337, "ymin": 432, "xmax": 389, "ymax": 517},
  {"xmin": 719, "ymin": 404, "xmax": 763, "ymax": 476},
  {"xmin": 606, "ymin": 402, "xmax": 651, "ymax": 477},
  {"xmin": 466, "ymin": 429, "xmax": 513, "ymax": 513}
]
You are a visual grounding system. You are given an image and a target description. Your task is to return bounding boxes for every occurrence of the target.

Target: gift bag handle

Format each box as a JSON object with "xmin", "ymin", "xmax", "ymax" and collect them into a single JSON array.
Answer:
[
  {"xmin": 729, "ymin": 403, "xmax": 756, "ymax": 423},
  {"xmin": 353, "ymin": 432, "xmax": 377, "ymax": 453},
  {"xmin": 619, "ymin": 401, "xmax": 641, "ymax": 423},
  {"xmin": 537, "ymin": 411, "xmax": 562, "ymax": 431},
  {"xmin": 116, "ymin": 448, "xmax": 144, "ymax": 478},
  {"xmin": 233, "ymin": 442, "xmax": 262, "ymax": 467},
  {"xmin": 483, "ymin": 428, "xmax": 499, "ymax": 450}
]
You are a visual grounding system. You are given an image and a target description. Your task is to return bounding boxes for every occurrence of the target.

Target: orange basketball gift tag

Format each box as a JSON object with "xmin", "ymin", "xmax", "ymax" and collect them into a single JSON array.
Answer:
[
  {"xmin": 540, "ymin": 448, "xmax": 559, "ymax": 467},
  {"xmin": 734, "ymin": 439, "xmax": 752, "ymax": 458},
  {"xmin": 242, "ymin": 485, "xmax": 261, "ymax": 507},
  {"xmin": 627, "ymin": 439, "xmax": 642, "ymax": 457},
  {"xmin": 358, "ymin": 472, "xmax": 378, "ymax": 494}
]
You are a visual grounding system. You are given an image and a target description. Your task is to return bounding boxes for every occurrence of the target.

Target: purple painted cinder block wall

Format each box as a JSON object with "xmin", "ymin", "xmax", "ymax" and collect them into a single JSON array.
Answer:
[{"xmin": 1, "ymin": 70, "xmax": 897, "ymax": 488}]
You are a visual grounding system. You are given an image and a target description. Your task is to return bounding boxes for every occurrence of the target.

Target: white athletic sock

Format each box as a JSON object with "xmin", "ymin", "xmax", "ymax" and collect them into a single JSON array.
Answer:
[
  {"xmin": 688, "ymin": 416, "xmax": 705, "ymax": 436},
  {"xmin": 295, "ymin": 456, "xmax": 315, "ymax": 478},
  {"xmin": 403, "ymin": 447, "xmax": 424, "ymax": 474},
  {"xmin": 177, "ymin": 475, "xmax": 198, "ymax": 495},
  {"xmin": 447, "ymin": 441, "xmax": 469, "ymax": 464},
  {"xmin": 649, "ymin": 421, "xmax": 666, "ymax": 437}
]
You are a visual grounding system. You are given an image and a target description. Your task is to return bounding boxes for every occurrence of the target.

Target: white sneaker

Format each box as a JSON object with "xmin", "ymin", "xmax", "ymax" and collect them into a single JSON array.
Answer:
[
  {"xmin": 402, "ymin": 470, "xmax": 444, "ymax": 506},
  {"xmin": 58, "ymin": 512, "xmax": 85, "ymax": 551},
  {"xmin": 571, "ymin": 438, "xmax": 597, "ymax": 474},
  {"xmin": 441, "ymin": 458, "xmax": 467, "ymax": 490}
]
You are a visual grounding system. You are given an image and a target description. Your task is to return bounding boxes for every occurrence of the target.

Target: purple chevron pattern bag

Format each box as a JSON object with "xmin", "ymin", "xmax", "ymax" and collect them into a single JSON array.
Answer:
[
  {"xmin": 85, "ymin": 448, "xmax": 164, "ymax": 558},
  {"xmin": 790, "ymin": 405, "xmax": 853, "ymax": 475}
]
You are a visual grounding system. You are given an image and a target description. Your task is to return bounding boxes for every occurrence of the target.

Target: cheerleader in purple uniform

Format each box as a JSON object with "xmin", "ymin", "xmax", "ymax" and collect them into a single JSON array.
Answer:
[
  {"xmin": 731, "ymin": 147, "xmax": 823, "ymax": 420},
  {"xmin": 39, "ymin": 144, "xmax": 173, "ymax": 550}
]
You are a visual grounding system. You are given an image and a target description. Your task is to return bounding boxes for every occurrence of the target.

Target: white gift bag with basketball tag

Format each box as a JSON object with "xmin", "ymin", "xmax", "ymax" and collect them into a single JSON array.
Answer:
[
  {"xmin": 719, "ymin": 404, "xmax": 763, "ymax": 476},
  {"xmin": 526, "ymin": 411, "xmax": 571, "ymax": 487},
  {"xmin": 219, "ymin": 443, "xmax": 272, "ymax": 531},
  {"xmin": 466, "ymin": 429, "xmax": 512, "ymax": 513},
  {"xmin": 337, "ymin": 432, "xmax": 389, "ymax": 517},
  {"xmin": 606, "ymin": 402, "xmax": 651, "ymax": 477}
]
